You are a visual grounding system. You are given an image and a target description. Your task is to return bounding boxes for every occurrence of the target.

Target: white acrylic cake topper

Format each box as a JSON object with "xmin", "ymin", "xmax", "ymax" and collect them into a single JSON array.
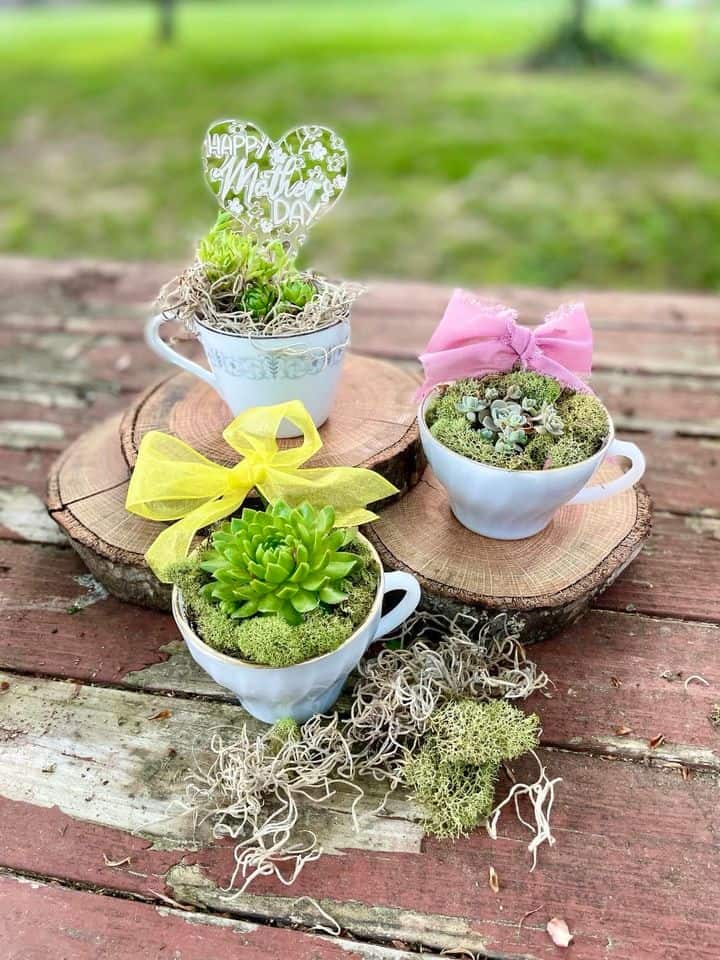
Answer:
[{"xmin": 202, "ymin": 119, "xmax": 349, "ymax": 244}]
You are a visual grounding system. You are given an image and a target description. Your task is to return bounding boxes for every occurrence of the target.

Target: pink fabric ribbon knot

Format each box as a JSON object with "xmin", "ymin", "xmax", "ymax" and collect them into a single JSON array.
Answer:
[{"xmin": 417, "ymin": 289, "xmax": 593, "ymax": 399}]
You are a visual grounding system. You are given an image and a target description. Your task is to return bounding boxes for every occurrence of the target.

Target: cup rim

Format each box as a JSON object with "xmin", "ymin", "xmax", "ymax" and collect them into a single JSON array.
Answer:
[
  {"xmin": 173, "ymin": 531, "xmax": 384, "ymax": 673},
  {"xmin": 193, "ymin": 313, "xmax": 347, "ymax": 341},
  {"xmin": 419, "ymin": 383, "xmax": 614, "ymax": 476}
]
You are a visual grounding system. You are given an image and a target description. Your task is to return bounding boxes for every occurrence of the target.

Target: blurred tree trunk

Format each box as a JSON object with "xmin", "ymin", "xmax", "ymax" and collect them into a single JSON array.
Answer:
[
  {"xmin": 571, "ymin": 0, "xmax": 589, "ymax": 36},
  {"xmin": 157, "ymin": 0, "xmax": 176, "ymax": 45}
]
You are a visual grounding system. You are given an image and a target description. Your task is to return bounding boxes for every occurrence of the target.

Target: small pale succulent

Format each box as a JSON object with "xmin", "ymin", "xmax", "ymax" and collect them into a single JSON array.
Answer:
[
  {"xmin": 199, "ymin": 501, "xmax": 359, "ymax": 626},
  {"xmin": 457, "ymin": 381, "xmax": 564, "ymax": 457},
  {"xmin": 532, "ymin": 401, "xmax": 565, "ymax": 437},
  {"xmin": 456, "ymin": 395, "xmax": 488, "ymax": 425}
]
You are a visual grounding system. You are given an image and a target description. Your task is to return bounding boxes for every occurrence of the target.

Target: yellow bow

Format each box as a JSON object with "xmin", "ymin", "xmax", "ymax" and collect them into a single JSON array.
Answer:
[{"xmin": 125, "ymin": 400, "xmax": 398, "ymax": 581}]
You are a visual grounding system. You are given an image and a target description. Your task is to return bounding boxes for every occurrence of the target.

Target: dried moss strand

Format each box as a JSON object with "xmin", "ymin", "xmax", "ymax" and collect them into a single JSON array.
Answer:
[
  {"xmin": 177, "ymin": 611, "xmax": 556, "ymax": 893},
  {"xmin": 486, "ymin": 750, "xmax": 562, "ymax": 871},
  {"xmin": 157, "ymin": 259, "xmax": 362, "ymax": 337}
]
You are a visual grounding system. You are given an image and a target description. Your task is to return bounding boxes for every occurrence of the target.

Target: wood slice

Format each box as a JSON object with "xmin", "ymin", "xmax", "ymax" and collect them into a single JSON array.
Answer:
[
  {"xmin": 365, "ymin": 464, "xmax": 653, "ymax": 643},
  {"xmin": 47, "ymin": 354, "xmax": 425, "ymax": 610},
  {"xmin": 119, "ymin": 354, "xmax": 424, "ymax": 495}
]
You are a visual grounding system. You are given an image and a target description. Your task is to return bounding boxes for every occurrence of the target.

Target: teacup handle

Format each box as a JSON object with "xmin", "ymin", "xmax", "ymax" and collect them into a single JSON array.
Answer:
[
  {"xmin": 375, "ymin": 571, "xmax": 422, "ymax": 639},
  {"xmin": 568, "ymin": 438, "xmax": 646, "ymax": 506},
  {"xmin": 145, "ymin": 315, "xmax": 217, "ymax": 388}
]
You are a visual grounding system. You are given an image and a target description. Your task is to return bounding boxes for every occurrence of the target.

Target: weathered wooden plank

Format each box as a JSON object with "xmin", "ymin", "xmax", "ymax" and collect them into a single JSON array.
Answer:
[
  {"xmin": 0, "ymin": 722, "xmax": 717, "ymax": 959},
  {"xmin": 0, "ymin": 452, "xmax": 64, "ymax": 499},
  {"xmin": 0, "ymin": 255, "xmax": 174, "ymax": 317},
  {"xmin": 3, "ymin": 537, "xmax": 720, "ymax": 744},
  {"xmin": 0, "ymin": 394, "xmax": 122, "ymax": 452},
  {"xmin": 0, "ymin": 673, "xmax": 422, "ymax": 854},
  {"xmin": 0, "ymin": 330, "xmax": 174, "ymax": 396},
  {"xmin": 2, "ymin": 541, "xmax": 719, "ymax": 763},
  {"xmin": 0, "ymin": 541, "xmax": 179, "ymax": 681},
  {"xmin": 2, "ymin": 260, "xmax": 719, "ymax": 335},
  {"xmin": 355, "ymin": 281, "xmax": 720, "ymax": 335},
  {"xmin": 0, "ymin": 486, "xmax": 67, "ymax": 545},
  {"xmin": 0, "ymin": 874, "xmax": 418, "ymax": 960},
  {"xmin": 3, "ymin": 316, "xmax": 718, "ymax": 391},
  {"xmin": 530, "ymin": 610, "xmax": 720, "ymax": 755},
  {"xmin": 636, "ymin": 434, "xmax": 720, "ymax": 516},
  {"xmin": 350, "ymin": 291, "xmax": 720, "ymax": 376},
  {"xmin": 598, "ymin": 511, "xmax": 720, "ymax": 623}
]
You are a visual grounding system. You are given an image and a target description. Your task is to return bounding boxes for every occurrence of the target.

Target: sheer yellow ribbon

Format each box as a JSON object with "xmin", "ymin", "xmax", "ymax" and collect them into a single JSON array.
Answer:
[{"xmin": 125, "ymin": 400, "xmax": 398, "ymax": 581}]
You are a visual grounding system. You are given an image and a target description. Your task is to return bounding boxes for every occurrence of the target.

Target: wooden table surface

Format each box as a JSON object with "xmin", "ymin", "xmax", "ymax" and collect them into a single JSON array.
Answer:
[{"xmin": 0, "ymin": 256, "xmax": 718, "ymax": 960}]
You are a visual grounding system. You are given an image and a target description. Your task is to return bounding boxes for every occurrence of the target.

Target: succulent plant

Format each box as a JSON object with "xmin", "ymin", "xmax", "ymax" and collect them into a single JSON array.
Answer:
[
  {"xmin": 428, "ymin": 371, "xmax": 607, "ymax": 471},
  {"xmin": 531, "ymin": 401, "xmax": 565, "ymax": 437},
  {"xmin": 453, "ymin": 384, "xmax": 563, "ymax": 455},
  {"xmin": 242, "ymin": 280, "xmax": 278, "ymax": 320},
  {"xmin": 199, "ymin": 501, "xmax": 360, "ymax": 626},
  {"xmin": 456, "ymin": 395, "xmax": 488, "ymax": 425},
  {"xmin": 279, "ymin": 277, "xmax": 316, "ymax": 312},
  {"xmin": 196, "ymin": 214, "xmax": 317, "ymax": 325}
]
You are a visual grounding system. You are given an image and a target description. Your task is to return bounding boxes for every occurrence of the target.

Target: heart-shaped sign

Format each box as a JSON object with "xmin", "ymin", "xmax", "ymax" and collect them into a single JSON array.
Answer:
[{"xmin": 202, "ymin": 119, "xmax": 349, "ymax": 244}]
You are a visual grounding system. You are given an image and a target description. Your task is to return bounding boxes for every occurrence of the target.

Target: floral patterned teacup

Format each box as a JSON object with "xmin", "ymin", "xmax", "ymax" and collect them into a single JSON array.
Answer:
[{"xmin": 146, "ymin": 314, "xmax": 349, "ymax": 438}]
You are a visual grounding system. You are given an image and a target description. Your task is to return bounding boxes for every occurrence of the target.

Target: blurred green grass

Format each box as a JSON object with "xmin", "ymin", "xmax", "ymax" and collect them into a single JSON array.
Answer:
[{"xmin": 1, "ymin": 0, "xmax": 719, "ymax": 289}]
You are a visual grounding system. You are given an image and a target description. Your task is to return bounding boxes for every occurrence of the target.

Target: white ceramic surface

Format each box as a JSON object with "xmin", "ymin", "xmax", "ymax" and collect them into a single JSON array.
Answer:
[
  {"xmin": 419, "ymin": 389, "xmax": 646, "ymax": 540},
  {"xmin": 173, "ymin": 537, "xmax": 421, "ymax": 723},
  {"xmin": 146, "ymin": 314, "xmax": 349, "ymax": 438}
]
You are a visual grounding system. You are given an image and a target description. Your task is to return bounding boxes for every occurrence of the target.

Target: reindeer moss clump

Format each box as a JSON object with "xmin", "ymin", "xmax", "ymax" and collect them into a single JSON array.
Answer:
[
  {"xmin": 170, "ymin": 538, "xmax": 378, "ymax": 669},
  {"xmin": 426, "ymin": 371, "xmax": 609, "ymax": 471},
  {"xmin": 404, "ymin": 699, "xmax": 540, "ymax": 839}
]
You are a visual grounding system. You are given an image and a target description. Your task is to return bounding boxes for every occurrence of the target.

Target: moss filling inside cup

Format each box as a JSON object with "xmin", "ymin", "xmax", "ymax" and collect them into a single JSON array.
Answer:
[
  {"xmin": 425, "ymin": 370, "xmax": 609, "ymax": 471},
  {"xmin": 169, "ymin": 501, "xmax": 379, "ymax": 669}
]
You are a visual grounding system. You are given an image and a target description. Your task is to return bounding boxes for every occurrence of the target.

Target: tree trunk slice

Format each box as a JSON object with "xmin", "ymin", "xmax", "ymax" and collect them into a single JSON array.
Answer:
[
  {"xmin": 47, "ymin": 355, "xmax": 425, "ymax": 610},
  {"xmin": 47, "ymin": 415, "xmax": 172, "ymax": 609},
  {"xmin": 365, "ymin": 464, "xmax": 653, "ymax": 643},
  {"xmin": 119, "ymin": 354, "xmax": 424, "ymax": 496}
]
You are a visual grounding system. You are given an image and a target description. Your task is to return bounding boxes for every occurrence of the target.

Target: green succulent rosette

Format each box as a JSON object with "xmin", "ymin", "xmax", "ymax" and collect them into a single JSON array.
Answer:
[{"xmin": 199, "ymin": 500, "xmax": 360, "ymax": 626}]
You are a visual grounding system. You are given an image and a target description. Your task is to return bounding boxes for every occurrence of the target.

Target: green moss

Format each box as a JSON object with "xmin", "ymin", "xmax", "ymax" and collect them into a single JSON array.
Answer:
[
  {"xmin": 170, "ymin": 539, "xmax": 378, "ymax": 668},
  {"xmin": 430, "ymin": 415, "xmax": 531, "ymax": 471},
  {"xmin": 487, "ymin": 369, "xmax": 563, "ymax": 405},
  {"xmin": 404, "ymin": 698, "xmax": 540, "ymax": 839},
  {"xmin": 524, "ymin": 432, "xmax": 555, "ymax": 468},
  {"xmin": 427, "ymin": 699, "xmax": 540, "ymax": 767},
  {"xmin": 427, "ymin": 370, "xmax": 608, "ymax": 471},
  {"xmin": 404, "ymin": 749, "xmax": 498, "ymax": 839},
  {"xmin": 545, "ymin": 435, "xmax": 594, "ymax": 468},
  {"xmin": 269, "ymin": 718, "xmax": 300, "ymax": 749},
  {"xmin": 710, "ymin": 704, "xmax": 720, "ymax": 729},
  {"xmin": 557, "ymin": 392, "xmax": 610, "ymax": 444}
]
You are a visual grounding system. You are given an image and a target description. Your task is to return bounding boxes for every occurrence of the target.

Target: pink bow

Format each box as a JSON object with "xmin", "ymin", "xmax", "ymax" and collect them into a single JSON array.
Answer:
[{"xmin": 417, "ymin": 290, "xmax": 593, "ymax": 399}]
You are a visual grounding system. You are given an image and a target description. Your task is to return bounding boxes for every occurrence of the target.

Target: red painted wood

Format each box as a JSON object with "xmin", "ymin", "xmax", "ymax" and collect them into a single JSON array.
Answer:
[
  {"xmin": 2, "ymin": 262, "xmax": 719, "ymax": 959},
  {"xmin": 0, "ymin": 541, "xmax": 177, "ymax": 682},
  {"xmin": 0, "ymin": 873, "xmax": 360, "ymax": 960},
  {"xmin": 3, "ymin": 261, "xmax": 720, "ymax": 335},
  {"xmin": 0, "ymin": 397, "xmax": 124, "ymax": 453},
  {"xmin": 0, "ymin": 450, "xmax": 59, "ymax": 498},
  {"xmin": 0, "ymin": 748, "xmax": 717, "ymax": 960},
  {"xmin": 351, "ymin": 312, "xmax": 720, "ymax": 375},
  {"xmin": 637, "ymin": 434, "xmax": 720, "ymax": 515},
  {"xmin": 529, "ymin": 609, "xmax": 720, "ymax": 748},
  {"xmin": 0, "ymin": 330, "xmax": 178, "ymax": 396},
  {"xmin": 591, "ymin": 369, "xmax": 720, "ymax": 438},
  {"xmin": 598, "ymin": 512, "xmax": 720, "ymax": 623}
]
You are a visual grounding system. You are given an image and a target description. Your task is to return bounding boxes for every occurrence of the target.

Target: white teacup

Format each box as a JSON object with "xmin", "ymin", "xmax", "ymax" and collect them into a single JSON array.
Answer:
[
  {"xmin": 146, "ymin": 314, "xmax": 349, "ymax": 438},
  {"xmin": 173, "ymin": 535, "xmax": 421, "ymax": 724},
  {"xmin": 419, "ymin": 389, "xmax": 645, "ymax": 540}
]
